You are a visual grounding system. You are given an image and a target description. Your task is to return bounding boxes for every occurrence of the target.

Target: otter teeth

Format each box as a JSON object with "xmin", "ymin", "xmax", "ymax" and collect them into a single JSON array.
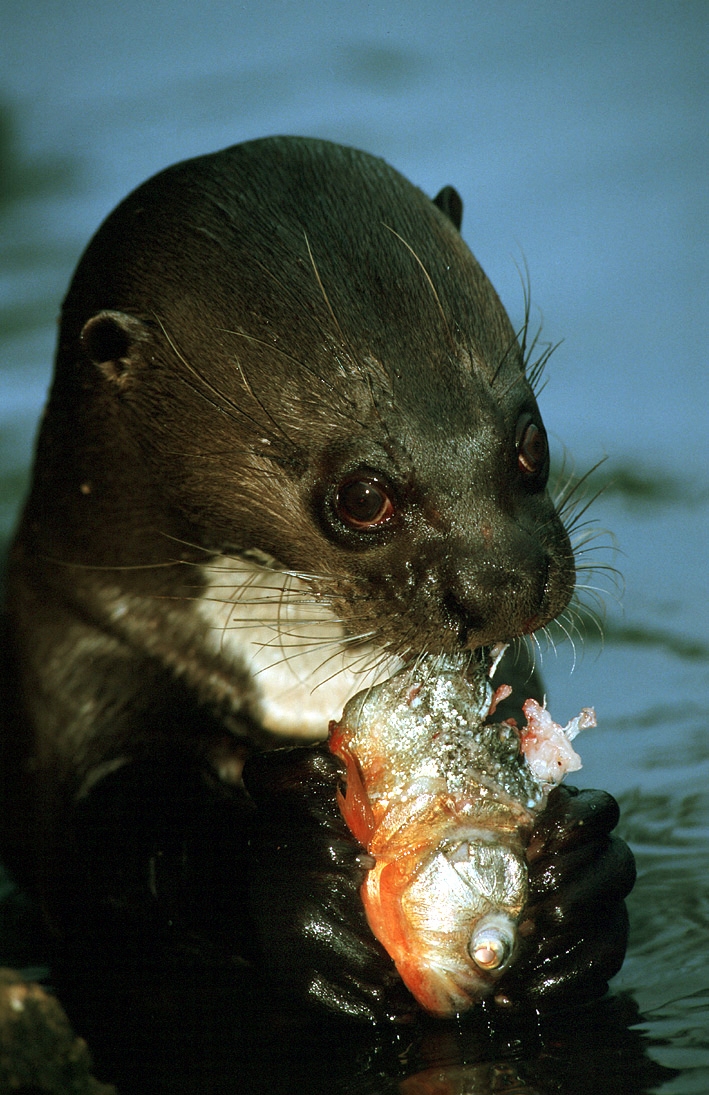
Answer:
[{"xmin": 488, "ymin": 643, "xmax": 509, "ymax": 679}]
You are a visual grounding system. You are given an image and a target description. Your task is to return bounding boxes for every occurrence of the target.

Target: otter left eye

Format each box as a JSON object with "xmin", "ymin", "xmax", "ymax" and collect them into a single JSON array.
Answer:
[
  {"xmin": 335, "ymin": 476, "xmax": 395, "ymax": 530},
  {"xmin": 516, "ymin": 415, "xmax": 549, "ymax": 485}
]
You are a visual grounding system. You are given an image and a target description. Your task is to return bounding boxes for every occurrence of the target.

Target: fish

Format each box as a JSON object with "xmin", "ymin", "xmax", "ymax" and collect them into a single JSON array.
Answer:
[{"xmin": 328, "ymin": 654, "xmax": 595, "ymax": 1017}]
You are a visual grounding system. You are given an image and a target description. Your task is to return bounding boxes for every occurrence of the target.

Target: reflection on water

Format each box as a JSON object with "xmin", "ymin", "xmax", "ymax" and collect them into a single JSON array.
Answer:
[
  {"xmin": 394, "ymin": 999, "xmax": 672, "ymax": 1095},
  {"xmin": 0, "ymin": 85, "xmax": 708, "ymax": 1092},
  {"xmin": 44, "ymin": 959, "xmax": 675, "ymax": 1095},
  {"xmin": 617, "ymin": 790, "xmax": 709, "ymax": 1090}
]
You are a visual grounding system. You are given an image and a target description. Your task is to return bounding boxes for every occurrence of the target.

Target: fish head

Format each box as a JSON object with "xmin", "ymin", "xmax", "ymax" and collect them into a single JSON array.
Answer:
[{"xmin": 369, "ymin": 833, "xmax": 527, "ymax": 1017}]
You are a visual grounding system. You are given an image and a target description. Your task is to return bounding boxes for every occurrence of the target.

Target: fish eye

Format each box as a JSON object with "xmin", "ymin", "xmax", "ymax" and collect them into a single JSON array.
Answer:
[
  {"xmin": 468, "ymin": 913, "xmax": 517, "ymax": 972},
  {"xmin": 335, "ymin": 474, "xmax": 395, "ymax": 530},
  {"xmin": 516, "ymin": 414, "xmax": 549, "ymax": 487}
]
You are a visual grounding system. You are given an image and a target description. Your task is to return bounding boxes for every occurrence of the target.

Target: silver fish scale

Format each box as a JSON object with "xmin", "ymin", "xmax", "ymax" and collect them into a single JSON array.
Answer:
[
  {"xmin": 333, "ymin": 655, "xmax": 582, "ymax": 1014},
  {"xmin": 344, "ymin": 659, "xmax": 545, "ymax": 812}
]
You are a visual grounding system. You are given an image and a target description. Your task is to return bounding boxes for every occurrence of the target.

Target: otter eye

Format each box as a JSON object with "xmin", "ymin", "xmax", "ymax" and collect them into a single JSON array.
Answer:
[
  {"xmin": 516, "ymin": 415, "xmax": 549, "ymax": 485},
  {"xmin": 335, "ymin": 476, "xmax": 395, "ymax": 530}
]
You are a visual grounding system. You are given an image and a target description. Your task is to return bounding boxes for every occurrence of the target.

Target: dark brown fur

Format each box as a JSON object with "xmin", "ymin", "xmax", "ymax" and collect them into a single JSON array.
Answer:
[{"xmin": 2, "ymin": 137, "xmax": 575, "ymax": 899}]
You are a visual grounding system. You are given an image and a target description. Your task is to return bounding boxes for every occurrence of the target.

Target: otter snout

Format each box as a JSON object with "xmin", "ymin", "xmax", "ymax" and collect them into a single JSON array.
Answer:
[{"xmin": 438, "ymin": 522, "xmax": 574, "ymax": 648}]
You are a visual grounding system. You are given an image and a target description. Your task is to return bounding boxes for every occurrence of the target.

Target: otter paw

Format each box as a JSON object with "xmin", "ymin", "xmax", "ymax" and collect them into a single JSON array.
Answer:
[
  {"xmin": 244, "ymin": 745, "xmax": 414, "ymax": 1021},
  {"xmin": 495, "ymin": 785, "xmax": 636, "ymax": 1012}
]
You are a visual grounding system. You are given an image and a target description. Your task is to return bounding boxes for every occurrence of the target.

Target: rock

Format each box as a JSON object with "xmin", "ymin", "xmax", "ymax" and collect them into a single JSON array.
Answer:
[{"xmin": 0, "ymin": 968, "xmax": 116, "ymax": 1094}]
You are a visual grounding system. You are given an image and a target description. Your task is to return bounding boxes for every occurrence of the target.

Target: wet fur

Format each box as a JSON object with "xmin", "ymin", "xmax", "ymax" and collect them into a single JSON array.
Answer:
[{"xmin": 3, "ymin": 137, "xmax": 588, "ymax": 893}]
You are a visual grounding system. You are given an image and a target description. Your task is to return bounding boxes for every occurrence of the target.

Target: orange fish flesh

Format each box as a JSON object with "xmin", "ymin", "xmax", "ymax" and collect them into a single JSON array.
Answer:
[{"xmin": 329, "ymin": 655, "xmax": 595, "ymax": 1017}]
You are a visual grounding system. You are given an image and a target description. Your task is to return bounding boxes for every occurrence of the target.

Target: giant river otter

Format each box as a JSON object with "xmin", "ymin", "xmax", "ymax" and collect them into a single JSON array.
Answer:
[{"xmin": 0, "ymin": 137, "xmax": 634, "ymax": 1037}]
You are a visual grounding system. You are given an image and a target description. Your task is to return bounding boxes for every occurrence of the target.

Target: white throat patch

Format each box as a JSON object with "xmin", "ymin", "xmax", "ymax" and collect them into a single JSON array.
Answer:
[{"xmin": 195, "ymin": 555, "xmax": 402, "ymax": 739}]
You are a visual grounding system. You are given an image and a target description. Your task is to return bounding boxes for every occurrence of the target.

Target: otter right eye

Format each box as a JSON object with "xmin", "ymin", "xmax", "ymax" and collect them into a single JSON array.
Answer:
[
  {"xmin": 515, "ymin": 414, "xmax": 549, "ymax": 488},
  {"xmin": 335, "ymin": 475, "xmax": 395, "ymax": 530}
]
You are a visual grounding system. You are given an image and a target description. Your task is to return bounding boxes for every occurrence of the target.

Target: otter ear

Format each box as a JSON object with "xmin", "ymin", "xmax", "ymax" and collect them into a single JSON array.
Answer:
[
  {"xmin": 432, "ymin": 185, "xmax": 463, "ymax": 232},
  {"xmin": 81, "ymin": 310, "xmax": 151, "ymax": 387}
]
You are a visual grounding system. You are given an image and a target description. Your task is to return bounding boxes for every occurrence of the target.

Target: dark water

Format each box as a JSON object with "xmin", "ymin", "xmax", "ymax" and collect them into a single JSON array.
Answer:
[{"xmin": 1, "ymin": 3, "xmax": 707, "ymax": 1092}]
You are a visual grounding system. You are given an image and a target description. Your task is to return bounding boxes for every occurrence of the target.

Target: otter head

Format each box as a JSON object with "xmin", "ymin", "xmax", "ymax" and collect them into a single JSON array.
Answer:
[{"xmin": 26, "ymin": 137, "xmax": 575, "ymax": 735}]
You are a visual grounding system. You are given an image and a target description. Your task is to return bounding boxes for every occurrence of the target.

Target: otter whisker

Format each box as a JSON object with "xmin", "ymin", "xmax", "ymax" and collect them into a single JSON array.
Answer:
[
  {"xmin": 563, "ymin": 600, "xmax": 606, "ymax": 645},
  {"xmin": 156, "ymin": 317, "xmax": 292, "ymax": 448},
  {"xmin": 491, "ymin": 262, "xmax": 560, "ymax": 398},
  {"xmin": 556, "ymin": 605, "xmax": 587, "ymax": 644},
  {"xmin": 573, "ymin": 589, "xmax": 611, "ymax": 623},
  {"xmin": 527, "ymin": 629, "xmax": 547, "ymax": 672},
  {"xmin": 516, "ymin": 257, "xmax": 533, "ymax": 365},
  {"xmin": 249, "ymin": 636, "xmax": 394, "ymax": 694},
  {"xmin": 214, "ymin": 327, "xmax": 341, "ymax": 393},
  {"xmin": 233, "ymin": 353, "xmax": 296, "ymax": 449},
  {"xmin": 541, "ymin": 623, "xmax": 563, "ymax": 659},
  {"xmin": 561, "ymin": 495, "xmax": 609, "ymax": 538},
  {"xmin": 303, "ymin": 232, "xmax": 363, "ymax": 376},
  {"xmin": 300, "ymin": 233, "xmax": 387, "ymax": 416},
  {"xmin": 207, "ymin": 608, "xmax": 345, "ymax": 625},
  {"xmin": 275, "ymin": 572, "xmax": 303, "ymax": 668},
  {"xmin": 250, "ymin": 628, "xmax": 378, "ymax": 656},
  {"xmin": 553, "ymin": 458, "xmax": 609, "ymax": 522},
  {"xmin": 201, "ymin": 591, "xmax": 328, "ymax": 608},
  {"xmin": 381, "ymin": 223, "xmax": 455, "ymax": 349},
  {"xmin": 202, "ymin": 563, "xmax": 331, "ymax": 584},
  {"xmin": 506, "ymin": 637, "xmax": 541, "ymax": 686},
  {"xmin": 525, "ymin": 343, "xmax": 558, "ymax": 397},
  {"xmin": 494, "ymin": 369, "xmax": 541, "ymax": 405},
  {"xmin": 489, "ymin": 327, "xmax": 524, "ymax": 389},
  {"xmin": 39, "ymin": 555, "xmax": 188, "ymax": 572},
  {"xmin": 569, "ymin": 525, "xmax": 615, "ymax": 551},
  {"xmin": 305, "ymin": 649, "xmax": 402, "ymax": 696},
  {"xmin": 574, "ymin": 558, "xmax": 623, "ymax": 591}
]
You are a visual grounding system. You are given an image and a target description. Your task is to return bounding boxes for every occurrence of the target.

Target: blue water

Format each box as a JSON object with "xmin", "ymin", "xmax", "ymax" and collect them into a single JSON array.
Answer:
[{"xmin": 1, "ymin": 2, "xmax": 707, "ymax": 1091}]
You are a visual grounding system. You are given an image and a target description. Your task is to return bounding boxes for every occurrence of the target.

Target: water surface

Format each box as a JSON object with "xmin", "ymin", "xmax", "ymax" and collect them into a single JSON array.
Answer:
[{"xmin": 1, "ymin": 3, "xmax": 707, "ymax": 1091}]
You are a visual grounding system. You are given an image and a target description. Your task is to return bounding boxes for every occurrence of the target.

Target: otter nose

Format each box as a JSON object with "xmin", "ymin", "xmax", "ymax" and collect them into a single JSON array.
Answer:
[{"xmin": 441, "ymin": 541, "xmax": 551, "ymax": 646}]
